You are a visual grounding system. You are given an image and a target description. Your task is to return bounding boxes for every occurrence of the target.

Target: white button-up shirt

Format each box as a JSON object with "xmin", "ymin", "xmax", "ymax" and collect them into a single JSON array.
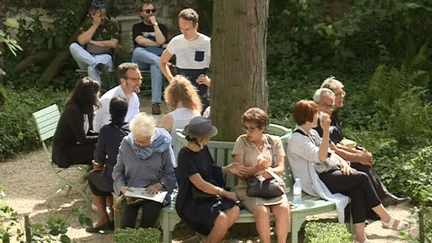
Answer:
[{"xmin": 93, "ymin": 85, "xmax": 140, "ymax": 132}]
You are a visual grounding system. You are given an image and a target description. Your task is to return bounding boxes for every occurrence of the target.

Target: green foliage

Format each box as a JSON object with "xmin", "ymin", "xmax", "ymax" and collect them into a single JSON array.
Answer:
[
  {"xmin": 31, "ymin": 216, "xmax": 71, "ymax": 243},
  {"xmin": 114, "ymin": 227, "xmax": 161, "ymax": 243},
  {"xmin": 368, "ymin": 64, "xmax": 430, "ymax": 107},
  {"xmin": 0, "ymin": 187, "xmax": 22, "ymax": 243},
  {"xmin": 0, "ymin": 30, "xmax": 22, "ymax": 57},
  {"xmin": 403, "ymin": 146, "xmax": 432, "ymax": 205},
  {"xmin": 390, "ymin": 86, "xmax": 432, "ymax": 140},
  {"xmin": 16, "ymin": 1, "xmax": 84, "ymax": 56},
  {"xmin": 0, "ymin": 86, "xmax": 69, "ymax": 160},
  {"xmin": 304, "ymin": 222, "xmax": 351, "ymax": 243}
]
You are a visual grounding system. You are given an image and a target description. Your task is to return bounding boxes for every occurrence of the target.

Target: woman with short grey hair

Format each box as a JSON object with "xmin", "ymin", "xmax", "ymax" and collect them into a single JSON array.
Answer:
[{"xmin": 113, "ymin": 112, "xmax": 176, "ymax": 228}]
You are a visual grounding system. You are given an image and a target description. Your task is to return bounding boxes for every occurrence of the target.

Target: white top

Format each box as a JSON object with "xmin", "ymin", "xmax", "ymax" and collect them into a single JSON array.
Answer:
[
  {"xmin": 170, "ymin": 107, "xmax": 200, "ymax": 144},
  {"xmin": 166, "ymin": 33, "xmax": 211, "ymax": 70},
  {"xmin": 287, "ymin": 125, "xmax": 349, "ymax": 223},
  {"xmin": 93, "ymin": 85, "xmax": 140, "ymax": 132}
]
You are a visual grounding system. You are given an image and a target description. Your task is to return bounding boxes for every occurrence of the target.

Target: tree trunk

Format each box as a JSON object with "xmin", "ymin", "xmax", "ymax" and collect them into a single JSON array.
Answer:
[
  {"xmin": 14, "ymin": 50, "xmax": 56, "ymax": 74},
  {"xmin": 211, "ymin": 0, "xmax": 269, "ymax": 141}
]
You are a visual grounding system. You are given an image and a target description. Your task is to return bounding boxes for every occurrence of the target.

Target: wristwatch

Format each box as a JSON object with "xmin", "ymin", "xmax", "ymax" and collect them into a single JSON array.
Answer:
[
  {"xmin": 159, "ymin": 181, "xmax": 165, "ymax": 188},
  {"xmin": 153, "ymin": 22, "xmax": 158, "ymax": 26}
]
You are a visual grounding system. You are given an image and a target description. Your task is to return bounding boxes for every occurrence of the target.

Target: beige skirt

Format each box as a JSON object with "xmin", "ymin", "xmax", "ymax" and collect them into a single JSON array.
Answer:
[{"xmin": 236, "ymin": 185, "xmax": 288, "ymax": 213}]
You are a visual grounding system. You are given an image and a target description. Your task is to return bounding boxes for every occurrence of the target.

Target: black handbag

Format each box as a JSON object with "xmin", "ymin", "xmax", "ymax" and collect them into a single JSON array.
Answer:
[
  {"xmin": 246, "ymin": 177, "xmax": 285, "ymax": 199},
  {"xmin": 246, "ymin": 136, "xmax": 286, "ymax": 199}
]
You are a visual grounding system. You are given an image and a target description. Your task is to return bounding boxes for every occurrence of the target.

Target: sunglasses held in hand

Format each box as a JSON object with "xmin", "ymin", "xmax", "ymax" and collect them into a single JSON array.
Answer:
[{"xmin": 93, "ymin": 1, "xmax": 106, "ymax": 9}]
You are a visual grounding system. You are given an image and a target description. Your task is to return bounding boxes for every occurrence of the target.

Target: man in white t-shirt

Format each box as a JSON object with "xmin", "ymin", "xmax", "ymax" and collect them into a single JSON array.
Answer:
[
  {"xmin": 159, "ymin": 8, "xmax": 211, "ymax": 111},
  {"xmin": 93, "ymin": 63, "xmax": 142, "ymax": 132}
]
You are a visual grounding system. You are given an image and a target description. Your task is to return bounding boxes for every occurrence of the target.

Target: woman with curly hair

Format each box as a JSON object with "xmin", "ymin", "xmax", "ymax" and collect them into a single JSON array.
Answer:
[{"xmin": 161, "ymin": 75, "xmax": 202, "ymax": 151}]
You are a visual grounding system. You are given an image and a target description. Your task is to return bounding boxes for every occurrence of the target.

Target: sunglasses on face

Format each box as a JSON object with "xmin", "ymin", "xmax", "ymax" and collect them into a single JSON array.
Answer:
[
  {"xmin": 142, "ymin": 9, "xmax": 156, "ymax": 14},
  {"xmin": 92, "ymin": 1, "xmax": 106, "ymax": 9}
]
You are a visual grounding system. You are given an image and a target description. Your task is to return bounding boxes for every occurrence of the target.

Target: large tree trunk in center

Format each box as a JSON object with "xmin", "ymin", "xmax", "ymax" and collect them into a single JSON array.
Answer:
[{"xmin": 211, "ymin": 0, "xmax": 269, "ymax": 141}]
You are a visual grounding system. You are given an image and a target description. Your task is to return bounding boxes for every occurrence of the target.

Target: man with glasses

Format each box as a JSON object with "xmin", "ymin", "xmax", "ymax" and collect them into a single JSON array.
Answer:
[
  {"xmin": 131, "ymin": 1, "xmax": 168, "ymax": 115},
  {"xmin": 159, "ymin": 8, "xmax": 211, "ymax": 112},
  {"xmin": 93, "ymin": 63, "xmax": 142, "ymax": 132},
  {"xmin": 314, "ymin": 79, "xmax": 411, "ymax": 208},
  {"xmin": 70, "ymin": 1, "xmax": 119, "ymax": 83}
]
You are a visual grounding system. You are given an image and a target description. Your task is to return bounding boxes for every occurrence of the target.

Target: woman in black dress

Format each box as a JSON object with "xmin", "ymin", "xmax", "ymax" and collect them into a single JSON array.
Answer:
[
  {"xmin": 86, "ymin": 97, "xmax": 129, "ymax": 233},
  {"xmin": 52, "ymin": 77, "xmax": 100, "ymax": 168},
  {"xmin": 176, "ymin": 117, "xmax": 240, "ymax": 243}
]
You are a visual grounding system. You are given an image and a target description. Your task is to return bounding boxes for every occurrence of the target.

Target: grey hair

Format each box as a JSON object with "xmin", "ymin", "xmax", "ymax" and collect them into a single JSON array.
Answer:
[
  {"xmin": 130, "ymin": 112, "xmax": 156, "ymax": 138},
  {"xmin": 313, "ymin": 88, "xmax": 335, "ymax": 103},
  {"xmin": 320, "ymin": 76, "xmax": 344, "ymax": 92}
]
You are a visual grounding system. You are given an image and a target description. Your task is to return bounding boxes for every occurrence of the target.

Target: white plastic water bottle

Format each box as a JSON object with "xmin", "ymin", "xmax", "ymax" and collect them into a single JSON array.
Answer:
[{"xmin": 293, "ymin": 178, "xmax": 302, "ymax": 208}]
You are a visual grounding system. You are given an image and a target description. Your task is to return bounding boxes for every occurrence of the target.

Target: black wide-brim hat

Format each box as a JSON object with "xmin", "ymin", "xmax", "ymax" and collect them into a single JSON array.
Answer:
[{"xmin": 182, "ymin": 116, "xmax": 218, "ymax": 139}]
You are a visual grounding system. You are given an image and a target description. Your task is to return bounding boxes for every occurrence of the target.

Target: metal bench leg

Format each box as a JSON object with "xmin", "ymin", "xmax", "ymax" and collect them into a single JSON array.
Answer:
[
  {"xmin": 291, "ymin": 214, "xmax": 305, "ymax": 243},
  {"xmin": 161, "ymin": 211, "xmax": 171, "ymax": 243}
]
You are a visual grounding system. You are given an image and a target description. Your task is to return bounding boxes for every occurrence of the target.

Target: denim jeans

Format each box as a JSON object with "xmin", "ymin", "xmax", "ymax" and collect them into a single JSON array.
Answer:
[
  {"xmin": 69, "ymin": 43, "xmax": 113, "ymax": 83},
  {"xmin": 131, "ymin": 47, "xmax": 163, "ymax": 103}
]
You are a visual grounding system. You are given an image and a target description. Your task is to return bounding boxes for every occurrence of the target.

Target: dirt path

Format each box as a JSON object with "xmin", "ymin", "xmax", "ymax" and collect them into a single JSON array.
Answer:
[{"xmin": 0, "ymin": 94, "xmax": 419, "ymax": 242}]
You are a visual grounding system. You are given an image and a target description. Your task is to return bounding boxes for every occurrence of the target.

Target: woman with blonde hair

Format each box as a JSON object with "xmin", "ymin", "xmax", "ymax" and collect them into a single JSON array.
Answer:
[{"xmin": 161, "ymin": 75, "xmax": 202, "ymax": 150}]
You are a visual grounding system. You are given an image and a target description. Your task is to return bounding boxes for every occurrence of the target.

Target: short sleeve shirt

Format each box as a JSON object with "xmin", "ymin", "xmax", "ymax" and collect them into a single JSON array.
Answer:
[
  {"xmin": 132, "ymin": 22, "xmax": 168, "ymax": 48},
  {"xmin": 166, "ymin": 33, "xmax": 211, "ymax": 70}
]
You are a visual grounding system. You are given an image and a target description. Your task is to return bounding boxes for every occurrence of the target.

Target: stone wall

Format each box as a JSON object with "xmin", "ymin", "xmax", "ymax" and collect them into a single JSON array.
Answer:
[
  {"xmin": 113, "ymin": 0, "xmax": 200, "ymax": 52},
  {"xmin": 5, "ymin": 0, "xmax": 202, "ymax": 53}
]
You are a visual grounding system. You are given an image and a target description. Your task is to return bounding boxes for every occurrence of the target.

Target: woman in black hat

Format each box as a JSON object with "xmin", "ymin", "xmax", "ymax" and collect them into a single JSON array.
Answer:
[{"xmin": 175, "ymin": 117, "xmax": 240, "ymax": 243}]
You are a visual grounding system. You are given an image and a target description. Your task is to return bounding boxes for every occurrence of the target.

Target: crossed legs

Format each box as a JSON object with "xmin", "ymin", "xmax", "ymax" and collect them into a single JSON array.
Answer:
[
  {"xmin": 70, "ymin": 43, "xmax": 113, "ymax": 83},
  {"xmin": 204, "ymin": 205, "xmax": 240, "ymax": 243}
]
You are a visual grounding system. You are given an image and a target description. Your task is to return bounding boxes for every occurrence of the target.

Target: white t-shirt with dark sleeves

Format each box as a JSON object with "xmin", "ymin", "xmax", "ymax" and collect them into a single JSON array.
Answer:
[{"xmin": 166, "ymin": 33, "xmax": 211, "ymax": 70}]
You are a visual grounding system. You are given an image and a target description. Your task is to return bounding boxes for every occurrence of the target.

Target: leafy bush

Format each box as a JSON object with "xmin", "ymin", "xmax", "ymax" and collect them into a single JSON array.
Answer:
[
  {"xmin": 0, "ymin": 86, "xmax": 69, "ymax": 160},
  {"xmin": 304, "ymin": 221, "xmax": 351, "ymax": 243},
  {"xmin": 114, "ymin": 227, "xmax": 161, "ymax": 243}
]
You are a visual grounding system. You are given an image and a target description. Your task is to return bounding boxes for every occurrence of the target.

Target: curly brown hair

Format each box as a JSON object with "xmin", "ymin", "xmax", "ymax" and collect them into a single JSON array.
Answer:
[{"xmin": 164, "ymin": 75, "xmax": 202, "ymax": 113}]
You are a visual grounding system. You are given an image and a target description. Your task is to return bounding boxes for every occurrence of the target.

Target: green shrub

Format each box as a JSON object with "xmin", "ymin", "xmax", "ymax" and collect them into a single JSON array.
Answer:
[
  {"xmin": 304, "ymin": 222, "xmax": 352, "ymax": 243},
  {"xmin": 0, "ymin": 86, "xmax": 69, "ymax": 160},
  {"xmin": 114, "ymin": 227, "xmax": 161, "ymax": 243}
]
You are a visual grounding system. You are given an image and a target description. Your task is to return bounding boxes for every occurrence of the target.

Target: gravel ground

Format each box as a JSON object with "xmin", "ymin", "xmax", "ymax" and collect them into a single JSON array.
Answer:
[{"xmin": 0, "ymin": 94, "xmax": 419, "ymax": 242}]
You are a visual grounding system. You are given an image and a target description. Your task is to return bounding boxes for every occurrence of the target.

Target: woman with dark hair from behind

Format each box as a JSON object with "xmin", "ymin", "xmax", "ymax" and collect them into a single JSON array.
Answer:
[
  {"xmin": 86, "ymin": 97, "xmax": 129, "ymax": 233},
  {"xmin": 52, "ymin": 77, "xmax": 100, "ymax": 168}
]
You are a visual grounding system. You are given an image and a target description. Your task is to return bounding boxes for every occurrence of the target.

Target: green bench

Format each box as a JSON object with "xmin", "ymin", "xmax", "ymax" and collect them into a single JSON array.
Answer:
[{"xmin": 155, "ymin": 124, "xmax": 349, "ymax": 243}]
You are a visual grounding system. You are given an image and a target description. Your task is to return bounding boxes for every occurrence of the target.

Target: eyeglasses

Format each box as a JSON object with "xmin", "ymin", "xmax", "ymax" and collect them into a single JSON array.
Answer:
[
  {"xmin": 334, "ymin": 90, "xmax": 346, "ymax": 97},
  {"xmin": 242, "ymin": 125, "xmax": 258, "ymax": 132},
  {"xmin": 126, "ymin": 77, "xmax": 142, "ymax": 82},
  {"xmin": 92, "ymin": 1, "xmax": 106, "ymax": 9},
  {"xmin": 142, "ymin": 9, "xmax": 156, "ymax": 14}
]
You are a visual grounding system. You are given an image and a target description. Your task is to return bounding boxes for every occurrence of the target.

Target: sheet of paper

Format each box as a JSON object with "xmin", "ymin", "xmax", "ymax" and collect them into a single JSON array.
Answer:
[{"xmin": 124, "ymin": 187, "xmax": 168, "ymax": 203}]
